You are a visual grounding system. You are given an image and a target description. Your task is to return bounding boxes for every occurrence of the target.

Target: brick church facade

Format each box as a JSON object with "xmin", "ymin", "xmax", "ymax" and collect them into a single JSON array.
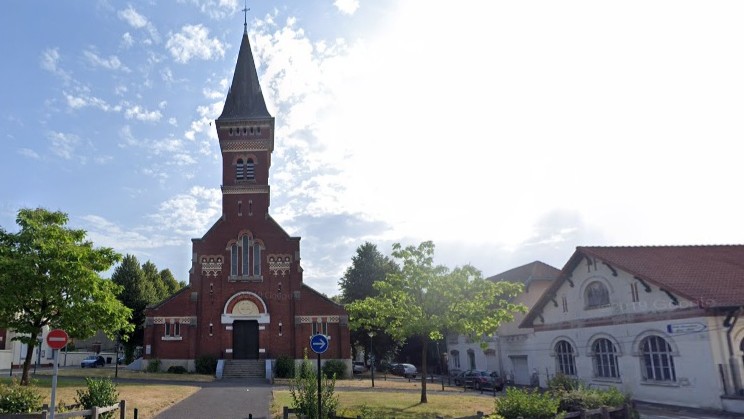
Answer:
[{"xmin": 142, "ymin": 25, "xmax": 351, "ymax": 373}]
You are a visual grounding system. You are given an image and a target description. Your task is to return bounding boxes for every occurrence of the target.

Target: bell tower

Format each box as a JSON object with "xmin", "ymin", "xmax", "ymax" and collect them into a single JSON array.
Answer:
[{"xmin": 214, "ymin": 26, "xmax": 274, "ymax": 220}]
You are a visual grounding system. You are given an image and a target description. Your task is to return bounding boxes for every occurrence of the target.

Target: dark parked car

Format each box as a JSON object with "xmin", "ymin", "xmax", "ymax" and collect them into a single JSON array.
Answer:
[
  {"xmin": 460, "ymin": 369, "xmax": 504, "ymax": 391},
  {"xmin": 81, "ymin": 355, "xmax": 105, "ymax": 368}
]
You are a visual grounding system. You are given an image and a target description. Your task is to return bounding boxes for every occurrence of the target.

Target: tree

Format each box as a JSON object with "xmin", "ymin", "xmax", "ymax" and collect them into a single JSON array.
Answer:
[
  {"xmin": 0, "ymin": 208, "xmax": 133, "ymax": 385},
  {"xmin": 112, "ymin": 256, "xmax": 183, "ymax": 356},
  {"xmin": 347, "ymin": 241, "xmax": 526, "ymax": 403},
  {"xmin": 339, "ymin": 242, "xmax": 399, "ymax": 364}
]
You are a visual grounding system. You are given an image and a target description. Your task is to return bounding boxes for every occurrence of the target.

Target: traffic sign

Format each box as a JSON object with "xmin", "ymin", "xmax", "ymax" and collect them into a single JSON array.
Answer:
[
  {"xmin": 46, "ymin": 329, "xmax": 69, "ymax": 350},
  {"xmin": 310, "ymin": 334, "xmax": 329, "ymax": 354}
]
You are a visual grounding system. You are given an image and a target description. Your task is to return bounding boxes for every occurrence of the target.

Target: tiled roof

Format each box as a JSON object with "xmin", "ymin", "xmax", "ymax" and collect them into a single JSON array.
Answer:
[
  {"xmin": 578, "ymin": 245, "xmax": 744, "ymax": 307},
  {"xmin": 521, "ymin": 245, "xmax": 744, "ymax": 327},
  {"xmin": 488, "ymin": 260, "xmax": 561, "ymax": 284}
]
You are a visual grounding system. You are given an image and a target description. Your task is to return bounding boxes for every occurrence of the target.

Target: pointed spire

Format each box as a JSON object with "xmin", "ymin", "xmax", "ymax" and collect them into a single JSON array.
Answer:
[{"xmin": 218, "ymin": 10, "xmax": 270, "ymax": 122}]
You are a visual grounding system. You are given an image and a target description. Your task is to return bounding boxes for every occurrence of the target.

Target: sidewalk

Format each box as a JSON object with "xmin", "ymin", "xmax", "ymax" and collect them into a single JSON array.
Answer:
[{"xmin": 153, "ymin": 378, "xmax": 272, "ymax": 419}]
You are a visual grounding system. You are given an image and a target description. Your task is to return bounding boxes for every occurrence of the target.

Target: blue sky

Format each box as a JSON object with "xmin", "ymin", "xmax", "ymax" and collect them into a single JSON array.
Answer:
[{"xmin": 2, "ymin": 1, "xmax": 744, "ymax": 296}]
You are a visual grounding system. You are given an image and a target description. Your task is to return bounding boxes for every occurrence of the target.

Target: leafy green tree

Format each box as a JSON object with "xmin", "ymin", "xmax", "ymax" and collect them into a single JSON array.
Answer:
[
  {"xmin": 339, "ymin": 242, "xmax": 399, "ymax": 364},
  {"xmin": 347, "ymin": 241, "xmax": 525, "ymax": 403},
  {"xmin": 0, "ymin": 208, "xmax": 133, "ymax": 385},
  {"xmin": 112, "ymin": 256, "xmax": 183, "ymax": 355},
  {"xmin": 159, "ymin": 268, "xmax": 180, "ymax": 295}
]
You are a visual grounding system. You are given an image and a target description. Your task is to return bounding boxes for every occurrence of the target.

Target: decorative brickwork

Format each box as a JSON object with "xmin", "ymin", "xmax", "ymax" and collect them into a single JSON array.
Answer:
[{"xmin": 268, "ymin": 254, "xmax": 291, "ymax": 276}]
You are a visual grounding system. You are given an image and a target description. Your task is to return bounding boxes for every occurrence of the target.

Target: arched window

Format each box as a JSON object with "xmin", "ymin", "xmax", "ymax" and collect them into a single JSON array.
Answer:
[
  {"xmin": 253, "ymin": 242, "xmax": 261, "ymax": 276},
  {"xmin": 241, "ymin": 235, "xmax": 250, "ymax": 276},
  {"xmin": 246, "ymin": 159, "xmax": 255, "ymax": 180},
  {"xmin": 585, "ymin": 281, "xmax": 610, "ymax": 308},
  {"xmin": 555, "ymin": 340, "xmax": 576, "ymax": 376},
  {"xmin": 236, "ymin": 159, "xmax": 245, "ymax": 180},
  {"xmin": 450, "ymin": 350, "xmax": 460, "ymax": 368},
  {"xmin": 592, "ymin": 338, "xmax": 619, "ymax": 378},
  {"xmin": 640, "ymin": 336, "xmax": 676, "ymax": 382},
  {"xmin": 230, "ymin": 243, "xmax": 238, "ymax": 276}
]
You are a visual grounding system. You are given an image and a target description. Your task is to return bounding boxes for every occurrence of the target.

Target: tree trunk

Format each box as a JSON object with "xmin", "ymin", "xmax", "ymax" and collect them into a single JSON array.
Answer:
[
  {"xmin": 20, "ymin": 333, "xmax": 38, "ymax": 385},
  {"xmin": 420, "ymin": 335, "xmax": 428, "ymax": 403}
]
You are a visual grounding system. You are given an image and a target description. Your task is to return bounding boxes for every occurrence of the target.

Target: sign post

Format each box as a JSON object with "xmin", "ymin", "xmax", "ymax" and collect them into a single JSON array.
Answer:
[
  {"xmin": 310, "ymin": 334, "xmax": 329, "ymax": 418},
  {"xmin": 46, "ymin": 329, "xmax": 69, "ymax": 419}
]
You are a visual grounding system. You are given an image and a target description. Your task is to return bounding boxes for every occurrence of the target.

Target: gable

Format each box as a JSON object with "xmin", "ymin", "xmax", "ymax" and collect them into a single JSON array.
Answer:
[{"xmin": 520, "ymin": 246, "xmax": 744, "ymax": 329}]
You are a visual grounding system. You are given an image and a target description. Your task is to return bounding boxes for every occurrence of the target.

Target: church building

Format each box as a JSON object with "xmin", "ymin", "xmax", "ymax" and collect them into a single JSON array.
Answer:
[{"xmin": 142, "ymin": 23, "xmax": 351, "ymax": 376}]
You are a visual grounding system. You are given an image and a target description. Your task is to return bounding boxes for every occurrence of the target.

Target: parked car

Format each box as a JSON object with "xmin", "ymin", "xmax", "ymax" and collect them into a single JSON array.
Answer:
[
  {"xmin": 80, "ymin": 355, "xmax": 105, "ymax": 368},
  {"xmin": 453, "ymin": 370, "xmax": 468, "ymax": 386},
  {"xmin": 460, "ymin": 369, "xmax": 504, "ymax": 391},
  {"xmin": 391, "ymin": 363, "xmax": 417, "ymax": 378},
  {"xmin": 352, "ymin": 361, "xmax": 367, "ymax": 374}
]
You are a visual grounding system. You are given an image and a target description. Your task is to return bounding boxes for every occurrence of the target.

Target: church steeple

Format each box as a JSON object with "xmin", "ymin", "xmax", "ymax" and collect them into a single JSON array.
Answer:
[{"xmin": 217, "ymin": 29, "xmax": 270, "ymax": 121}]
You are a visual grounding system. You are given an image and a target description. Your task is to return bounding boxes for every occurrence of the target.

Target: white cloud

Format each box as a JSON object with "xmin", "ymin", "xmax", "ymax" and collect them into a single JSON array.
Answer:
[
  {"xmin": 125, "ymin": 105, "xmax": 163, "ymax": 122},
  {"xmin": 18, "ymin": 148, "xmax": 40, "ymax": 159},
  {"xmin": 121, "ymin": 32, "xmax": 134, "ymax": 48},
  {"xmin": 84, "ymin": 50, "xmax": 130, "ymax": 72},
  {"xmin": 118, "ymin": 6, "xmax": 148, "ymax": 28},
  {"xmin": 149, "ymin": 186, "xmax": 222, "ymax": 236},
  {"xmin": 166, "ymin": 24, "xmax": 225, "ymax": 63},
  {"xmin": 168, "ymin": 117, "xmax": 178, "ymax": 126},
  {"xmin": 40, "ymin": 48, "xmax": 71, "ymax": 81},
  {"xmin": 64, "ymin": 91, "xmax": 117, "ymax": 112},
  {"xmin": 187, "ymin": 0, "xmax": 239, "ymax": 19},
  {"xmin": 47, "ymin": 131, "xmax": 80, "ymax": 160},
  {"xmin": 334, "ymin": 0, "xmax": 359, "ymax": 15},
  {"xmin": 117, "ymin": 6, "xmax": 161, "ymax": 43}
]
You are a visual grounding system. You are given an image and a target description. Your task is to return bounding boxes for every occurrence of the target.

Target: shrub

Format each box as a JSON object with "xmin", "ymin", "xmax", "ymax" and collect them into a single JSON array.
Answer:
[
  {"xmin": 167, "ymin": 365, "xmax": 188, "ymax": 374},
  {"xmin": 548, "ymin": 373, "xmax": 582, "ymax": 392},
  {"xmin": 75, "ymin": 378, "xmax": 118, "ymax": 419},
  {"xmin": 195, "ymin": 354, "xmax": 218, "ymax": 375},
  {"xmin": 146, "ymin": 358, "xmax": 162, "ymax": 373},
  {"xmin": 275, "ymin": 355, "xmax": 295, "ymax": 378},
  {"xmin": 322, "ymin": 360, "xmax": 346, "ymax": 379},
  {"xmin": 0, "ymin": 379, "xmax": 42, "ymax": 413},
  {"xmin": 495, "ymin": 387, "xmax": 561, "ymax": 419},
  {"xmin": 289, "ymin": 350, "xmax": 339, "ymax": 419}
]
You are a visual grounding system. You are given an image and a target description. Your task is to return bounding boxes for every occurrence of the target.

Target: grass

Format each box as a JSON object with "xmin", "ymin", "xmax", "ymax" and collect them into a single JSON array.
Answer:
[
  {"xmin": 34, "ymin": 367, "xmax": 215, "ymax": 382},
  {"xmin": 2, "ymin": 371, "xmax": 205, "ymax": 419},
  {"xmin": 272, "ymin": 378, "xmax": 499, "ymax": 418}
]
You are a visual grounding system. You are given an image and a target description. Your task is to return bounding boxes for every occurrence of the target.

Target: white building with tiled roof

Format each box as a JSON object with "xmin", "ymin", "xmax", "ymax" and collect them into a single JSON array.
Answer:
[{"xmin": 522, "ymin": 245, "xmax": 744, "ymax": 414}]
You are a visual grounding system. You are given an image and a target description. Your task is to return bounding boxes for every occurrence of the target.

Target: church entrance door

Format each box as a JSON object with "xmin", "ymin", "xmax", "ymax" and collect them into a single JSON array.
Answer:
[{"xmin": 233, "ymin": 320, "xmax": 259, "ymax": 359}]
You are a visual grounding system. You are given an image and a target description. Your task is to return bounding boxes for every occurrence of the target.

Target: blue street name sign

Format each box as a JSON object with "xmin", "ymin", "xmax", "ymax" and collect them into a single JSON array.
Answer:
[{"xmin": 310, "ymin": 334, "xmax": 329, "ymax": 354}]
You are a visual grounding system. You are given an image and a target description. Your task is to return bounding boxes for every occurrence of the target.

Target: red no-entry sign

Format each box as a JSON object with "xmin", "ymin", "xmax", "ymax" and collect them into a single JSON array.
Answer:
[{"xmin": 46, "ymin": 329, "xmax": 69, "ymax": 350}]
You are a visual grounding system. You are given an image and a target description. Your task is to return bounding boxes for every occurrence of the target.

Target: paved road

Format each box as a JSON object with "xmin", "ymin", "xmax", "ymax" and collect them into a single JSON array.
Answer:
[{"xmin": 153, "ymin": 378, "xmax": 272, "ymax": 419}]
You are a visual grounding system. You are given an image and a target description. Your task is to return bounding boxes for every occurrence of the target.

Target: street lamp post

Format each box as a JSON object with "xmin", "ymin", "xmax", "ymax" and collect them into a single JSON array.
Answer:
[{"xmin": 368, "ymin": 331, "xmax": 375, "ymax": 388}]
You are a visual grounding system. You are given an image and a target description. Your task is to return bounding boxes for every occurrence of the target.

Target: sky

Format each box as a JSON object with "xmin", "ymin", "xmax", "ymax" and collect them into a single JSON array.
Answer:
[{"xmin": 2, "ymin": 1, "xmax": 744, "ymax": 297}]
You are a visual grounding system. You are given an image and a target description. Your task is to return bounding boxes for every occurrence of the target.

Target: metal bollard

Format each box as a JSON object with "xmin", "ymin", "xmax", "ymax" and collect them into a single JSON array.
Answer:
[{"xmin": 133, "ymin": 407, "xmax": 138, "ymax": 419}]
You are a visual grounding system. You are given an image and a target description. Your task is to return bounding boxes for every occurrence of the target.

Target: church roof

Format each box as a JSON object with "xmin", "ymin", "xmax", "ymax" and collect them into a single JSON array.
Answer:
[
  {"xmin": 487, "ymin": 260, "xmax": 560, "ymax": 285},
  {"xmin": 521, "ymin": 245, "xmax": 744, "ymax": 327},
  {"xmin": 217, "ymin": 29, "xmax": 270, "ymax": 121}
]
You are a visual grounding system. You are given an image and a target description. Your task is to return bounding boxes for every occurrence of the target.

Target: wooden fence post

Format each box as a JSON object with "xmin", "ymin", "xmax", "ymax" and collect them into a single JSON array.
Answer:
[
  {"xmin": 92, "ymin": 406, "xmax": 100, "ymax": 419},
  {"xmin": 119, "ymin": 400, "xmax": 127, "ymax": 419},
  {"xmin": 283, "ymin": 406, "xmax": 289, "ymax": 419},
  {"xmin": 601, "ymin": 406, "xmax": 609, "ymax": 419}
]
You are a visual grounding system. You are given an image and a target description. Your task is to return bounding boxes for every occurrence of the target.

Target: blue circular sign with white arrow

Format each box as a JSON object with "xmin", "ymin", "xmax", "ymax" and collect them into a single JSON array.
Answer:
[{"xmin": 310, "ymin": 334, "xmax": 329, "ymax": 354}]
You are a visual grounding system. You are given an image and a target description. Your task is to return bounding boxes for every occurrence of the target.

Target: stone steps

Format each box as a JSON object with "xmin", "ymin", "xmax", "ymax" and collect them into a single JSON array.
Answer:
[{"xmin": 223, "ymin": 359, "xmax": 265, "ymax": 378}]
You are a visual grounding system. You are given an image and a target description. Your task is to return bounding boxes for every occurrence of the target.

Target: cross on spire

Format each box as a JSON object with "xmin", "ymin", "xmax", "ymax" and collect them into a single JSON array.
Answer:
[{"xmin": 242, "ymin": 1, "xmax": 249, "ymax": 34}]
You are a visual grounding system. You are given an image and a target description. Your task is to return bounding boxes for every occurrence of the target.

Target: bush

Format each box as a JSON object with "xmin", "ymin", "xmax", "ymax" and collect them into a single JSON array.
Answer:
[
  {"xmin": 556, "ymin": 386, "xmax": 631, "ymax": 412},
  {"xmin": 322, "ymin": 360, "xmax": 347, "ymax": 379},
  {"xmin": 75, "ymin": 378, "xmax": 118, "ymax": 419},
  {"xmin": 167, "ymin": 366, "xmax": 188, "ymax": 374},
  {"xmin": 289, "ymin": 350, "xmax": 339, "ymax": 419},
  {"xmin": 195, "ymin": 355, "xmax": 218, "ymax": 375},
  {"xmin": 146, "ymin": 358, "xmax": 162, "ymax": 373},
  {"xmin": 548, "ymin": 373, "xmax": 582, "ymax": 392},
  {"xmin": 275, "ymin": 355, "xmax": 295, "ymax": 378},
  {"xmin": 495, "ymin": 387, "xmax": 561, "ymax": 419},
  {"xmin": 0, "ymin": 379, "xmax": 42, "ymax": 413}
]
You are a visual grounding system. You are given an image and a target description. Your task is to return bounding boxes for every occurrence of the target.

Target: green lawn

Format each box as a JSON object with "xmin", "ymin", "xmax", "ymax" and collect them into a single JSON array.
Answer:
[{"xmin": 272, "ymin": 389, "xmax": 497, "ymax": 418}]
